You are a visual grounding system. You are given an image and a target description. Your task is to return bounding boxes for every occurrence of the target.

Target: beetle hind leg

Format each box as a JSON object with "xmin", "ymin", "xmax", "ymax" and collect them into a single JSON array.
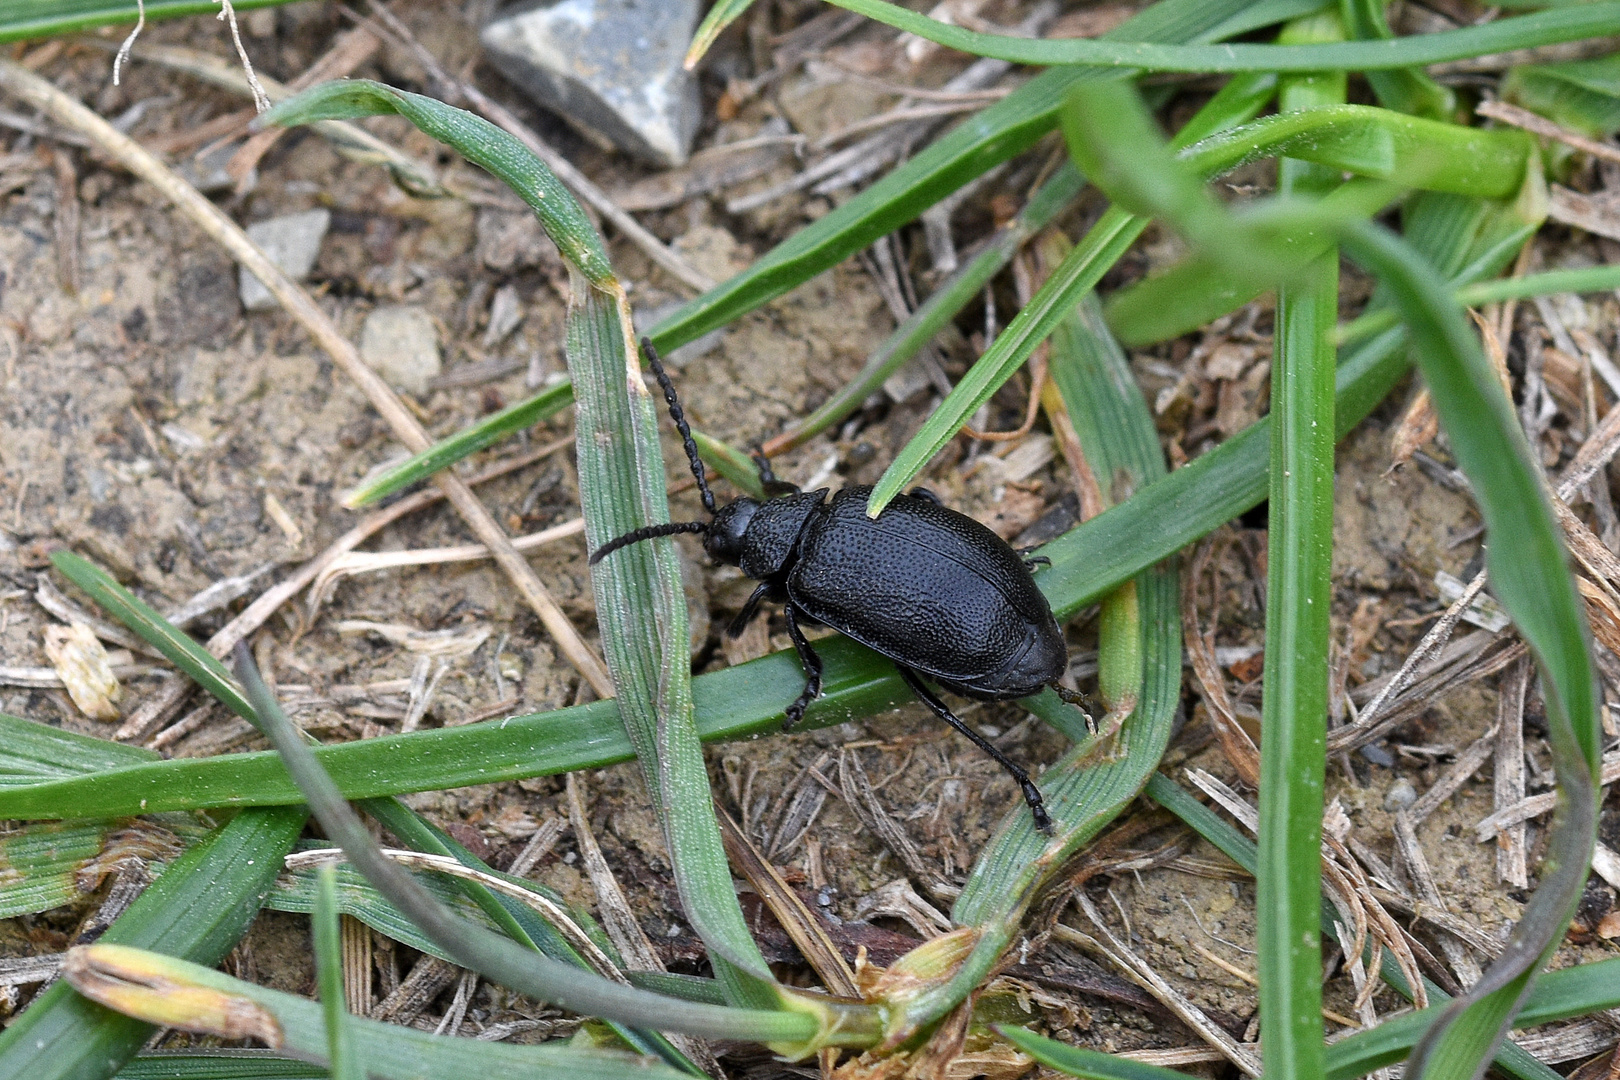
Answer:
[
  {"xmin": 781, "ymin": 605, "xmax": 824, "ymax": 731},
  {"xmin": 728, "ymin": 582, "xmax": 773, "ymax": 638},
  {"xmin": 898, "ymin": 667, "xmax": 1052, "ymax": 833}
]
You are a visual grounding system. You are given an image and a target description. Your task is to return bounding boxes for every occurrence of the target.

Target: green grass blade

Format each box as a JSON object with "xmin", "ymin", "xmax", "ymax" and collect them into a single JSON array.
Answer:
[
  {"xmin": 0, "ymin": 0, "xmax": 295, "ymax": 41},
  {"xmin": 866, "ymin": 70, "xmax": 1277, "ymax": 517},
  {"xmin": 0, "ymin": 711, "xmax": 154, "ymax": 784},
  {"xmin": 646, "ymin": 0, "xmax": 1293, "ymax": 353},
  {"xmin": 115, "ymin": 1052, "xmax": 327, "ymax": 1080},
  {"xmin": 0, "ymin": 806, "xmax": 307, "ymax": 1080},
  {"xmin": 823, "ymin": 0, "xmax": 1620, "ymax": 72},
  {"xmin": 1255, "ymin": 16, "xmax": 1344, "ymax": 1073},
  {"xmin": 1503, "ymin": 51, "xmax": 1620, "ymax": 139},
  {"xmin": 1339, "ymin": 220, "xmax": 1600, "ymax": 1080},
  {"xmin": 1341, "ymin": 263, "xmax": 1620, "ymax": 348},
  {"xmin": 343, "ymin": 380, "xmax": 574, "ymax": 508},
  {"xmin": 50, "ymin": 550, "xmax": 257, "ymax": 723},
  {"xmin": 68, "ymin": 943, "xmax": 703, "ymax": 1080},
  {"xmin": 263, "ymin": 82, "xmax": 614, "ymax": 288},
  {"xmin": 313, "ymin": 865, "xmax": 362, "ymax": 1080},
  {"xmin": 686, "ymin": 0, "xmax": 756, "ymax": 68},
  {"xmin": 998, "ymin": 1025, "xmax": 1201, "ymax": 1080}
]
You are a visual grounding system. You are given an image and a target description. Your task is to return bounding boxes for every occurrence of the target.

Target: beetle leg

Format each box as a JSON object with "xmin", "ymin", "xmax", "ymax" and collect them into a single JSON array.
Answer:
[
  {"xmin": 1022, "ymin": 555, "xmax": 1051, "ymax": 570},
  {"xmin": 781, "ymin": 605, "xmax": 824, "ymax": 731},
  {"xmin": 906, "ymin": 486, "xmax": 942, "ymax": 506},
  {"xmin": 897, "ymin": 667, "xmax": 1052, "ymax": 833},
  {"xmin": 752, "ymin": 447, "xmax": 800, "ymax": 498},
  {"xmin": 728, "ymin": 581, "xmax": 773, "ymax": 638}
]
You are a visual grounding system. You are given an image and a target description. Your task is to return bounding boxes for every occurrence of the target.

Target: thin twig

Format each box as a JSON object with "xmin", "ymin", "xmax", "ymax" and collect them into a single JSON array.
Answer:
[
  {"xmin": 1476, "ymin": 98, "xmax": 1620, "ymax": 167},
  {"xmin": 112, "ymin": 0, "xmax": 146, "ymax": 86},
  {"xmin": 0, "ymin": 60, "xmax": 614, "ymax": 699}
]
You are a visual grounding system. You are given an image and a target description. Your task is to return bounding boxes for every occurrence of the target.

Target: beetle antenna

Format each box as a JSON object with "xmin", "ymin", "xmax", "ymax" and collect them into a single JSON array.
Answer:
[
  {"xmin": 642, "ymin": 338, "xmax": 716, "ymax": 516},
  {"xmin": 588, "ymin": 520, "xmax": 709, "ymax": 565}
]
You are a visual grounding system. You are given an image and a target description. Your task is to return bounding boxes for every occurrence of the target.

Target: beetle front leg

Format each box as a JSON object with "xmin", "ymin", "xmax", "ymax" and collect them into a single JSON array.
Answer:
[
  {"xmin": 898, "ymin": 667, "xmax": 1052, "ymax": 833},
  {"xmin": 728, "ymin": 581, "xmax": 773, "ymax": 638},
  {"xmin": 781, "ymin": 604, "xmax": 823, "ymax": 731}
]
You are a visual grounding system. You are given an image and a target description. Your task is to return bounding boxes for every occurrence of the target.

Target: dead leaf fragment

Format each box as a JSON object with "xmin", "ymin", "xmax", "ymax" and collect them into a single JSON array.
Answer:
[
  {"xmin": 43, "ymin": 620, "xmax": 121, "ymax": 721},
  {"xmin": 63, "ymin": 944, "xmax": 282, "ymax": 1045}
]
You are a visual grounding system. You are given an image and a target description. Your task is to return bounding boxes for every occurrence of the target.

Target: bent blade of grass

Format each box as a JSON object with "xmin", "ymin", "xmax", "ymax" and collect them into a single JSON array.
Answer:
[
  {"xmin": 1339, "ymin": 263, "xmax": 1620, "ymax": 347},
  {"xmin": 64, "ymin": 943, "xmax": 701, "ymax": 1080},
  {"xmin": 1339, "ymin": 220, "xmax": 1599, "ymax": 1080},
  {"xmin": 822, "ymin": 0, "xmax": 1620, "ymax": 73},
  {"xmin": 0, "ymin": 806, "xmax": 308, "ymax": 1080},
  {"xmin": 269, "ymin": 78, "xmax": 786, "ymax": 1010},
  {"xmin": 685, "ymin": 0, "xmax": 756, "ymax": 69},
  {"xmin": 1341, "ymin": 0, "xmax": 1456, "ymax": 120},
  {"xmin": 885, "ymin": 287, "xmax": 1180, "ymax": 1040},
  {"xmin": 866, "ymin": 69, "xmax": 1278, "ymax": 517},
  {"xmin": 344, "ymin": 380, "xmax": 574, "ymax": 508},
  {"xmin": 648, "ymin": 0, "xmax": 1310, "ymax": 354}
]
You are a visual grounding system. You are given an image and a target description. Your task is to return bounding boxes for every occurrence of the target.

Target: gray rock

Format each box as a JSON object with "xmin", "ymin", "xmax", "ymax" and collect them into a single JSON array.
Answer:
[
  {"xmin": 240, "ymin": 209, "xmax": 331, "ymax": 311},
  {"xmin": 481, "ymin": 0, "xmax": 702, "ymax": 167},
  {"xmin": 359, "ymin": 305, "xmax": 442, "ymax": 396},
  {"xmin": 1383, "ymin": 777, "xmax": 1418, "ymax": 812}
]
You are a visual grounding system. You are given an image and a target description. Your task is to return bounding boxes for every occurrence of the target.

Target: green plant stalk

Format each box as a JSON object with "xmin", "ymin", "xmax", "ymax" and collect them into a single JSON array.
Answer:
[
  {"xmin": 233, "ymin": 650, "xmax": 858, "ymax": 1052},
  {"xmin": 65, "ymin": 943, "xmax": 701, "ymax": 1080},
  {"xmin": 1257, "ymin": 16, "xmax": 1344, "ymax": 1074},
  {"xmin": 0, "ymin": 0, "xmax": 296, "ymax": 41},
  {"xmin": 822, "ymin": 0, "xmax": 1620, "ymax": 73},
  {"xmin": 648, "ymin": 0, "xmax": 1304, "ymax": 353},
  {"xmin": 0, "ymin": 806, "xmax": 308, "ymax": 1080},
  {"xmin": 885, "ymin": 287, "xmax": 1181, "ymax": 1041},
  {"xmin": 344, "ymin": 380, "xmax": 574, "ymax": 508},
  {"xmin": 114, "ymin": 1052, "xmax": 327, "ymax": 1080},
  {"xmin": 1340, "ymin": 219, "xmax": 1600, "ymax": 1080},
  {"xmin": 691, "ymin": 429, "xmax": 766, "ymax": 500},
  {"xmin": 313, "ymin": 866, "xmax": 361, "ymax": 1080}
]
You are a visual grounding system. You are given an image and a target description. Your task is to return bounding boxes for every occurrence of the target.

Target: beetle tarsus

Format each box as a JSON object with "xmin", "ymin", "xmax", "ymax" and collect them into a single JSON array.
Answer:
[
  {"xmin": 898, "ymin": 667, "xmax": 1050, "ymax": 830},
  {"xmin": 782, "ymin": 604, "xmax": 823, "ymax": 730}
]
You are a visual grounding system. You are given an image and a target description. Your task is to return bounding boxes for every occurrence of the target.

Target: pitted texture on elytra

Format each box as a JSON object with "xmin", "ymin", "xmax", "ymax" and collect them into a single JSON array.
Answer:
[{"xmin": 786, "ymin": 487, "xmax": 1064, "ymax": 699}]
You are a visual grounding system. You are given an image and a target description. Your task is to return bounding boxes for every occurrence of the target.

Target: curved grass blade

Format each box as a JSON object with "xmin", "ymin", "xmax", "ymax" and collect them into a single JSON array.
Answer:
[
  {"xmin": 1342, "ymin": 264, "xmax": 1620, "ymax": 347},
  {"xmin": 64, "ymin": 942, "xmax": 701, "ymax": 1080},
  {"xmin": 647, "ymin": 0, "xmax": 1304, "ymax": 354},
  {"xmin": 884, "ymin": 286, "xmax": 1181, "ymax": 1040},
  {"xmin": 232, "ymin": 649, "xmax": 866, "ymax": 1053},
  {"xmin": 1339, "ymin": 220, "xmax": 1600, "ymax": 1080},
  {"xmin": 268, "ymin": 78, "xmax": 787, "ymax": 1010},
  {"xmin": 343, "ymin": 380, "xmax": 573, "ymax": 508},
  {"xmin": 0, "ymin": 806, "xmax": 307, "ymax": 1080},
  {"xmin": 822, "ymin": 0, "xmax": 1620, "ymax": 73},
  {"xmin": 1503, "ymin": 51, "xmax": 1620, "ymax": 139},
  {"xmin": 997, "ymin": 1026, "xmax": 1198, "ymax": 1080},
  {"xmin": 1342, "ymin": 0, "xmax": 1455, "ymax": 120}
]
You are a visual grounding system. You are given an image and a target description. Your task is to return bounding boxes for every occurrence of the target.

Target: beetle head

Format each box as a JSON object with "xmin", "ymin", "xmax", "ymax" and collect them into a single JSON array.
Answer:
[{"xmin": 703, "ymin": 497, "xmax": 759, "ymax": 565}]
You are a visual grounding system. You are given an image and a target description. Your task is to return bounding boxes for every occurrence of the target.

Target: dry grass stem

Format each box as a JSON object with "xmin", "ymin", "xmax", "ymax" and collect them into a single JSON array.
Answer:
[
  {"xmin": 1476, "ymin": 750, "xmax": 1620, "ymax": 838},
  {"xmin": 1393, "ymin": 811, "xmax": 1484, "ymax": 986},
  {"xmin": 1181, "ymin": 540, "xmax": 1260, "ymax": 785},
  {"xmin": 562, "ymin": 775, "xmax": 663, "ymax": 976},
  {"xmin": 839, "ymin": 750, "xmax": 961, "ymax": 902},
  {"xmin": 370, "ymin": 954, "xmax": 459, "ymax": 1024},
  {"xmin": 1476, "ymin": 98, "xmax": 1620, "ymax": 167},
  {"xmin": 341, "ymin": 915, "xmax": 373, "ymax": 1016},
  {"xmin": 1495, "ymin": 658, "xmax": 1531, "ymax": 888},
  {"xmin": 1406, "ymin": 723, "xmax": 1500, "ymax": 824},
  {"xmin": 715, "ymin": 800, "xmax": 860, "ymax": 997},
  {"xmin": 0, "ymin": 60, "xmax": 614, "ymax": 698}
]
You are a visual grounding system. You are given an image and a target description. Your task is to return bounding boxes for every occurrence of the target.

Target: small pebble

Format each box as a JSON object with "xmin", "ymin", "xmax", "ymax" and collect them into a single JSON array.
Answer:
[
  {"xmin": 1360, "ymin": 742, "xmax": 1395, "ymax": 768},
  {"xmin": 1383, "ymin": 777, "xmax": 1418, "ymax": 812},
  {"xmin": 359, "ymin": 304, "xmax": 441, "ymax": 396},
  {"xmin": 240, "ymin": 209, "xmax": 330, "ymax": 311}
]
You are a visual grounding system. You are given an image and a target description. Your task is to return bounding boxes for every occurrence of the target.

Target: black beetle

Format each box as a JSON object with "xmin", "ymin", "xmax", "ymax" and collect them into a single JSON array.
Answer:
[{"xmin": 591, "ymin": 340, "xmax": 1083, "ymax": 832}]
